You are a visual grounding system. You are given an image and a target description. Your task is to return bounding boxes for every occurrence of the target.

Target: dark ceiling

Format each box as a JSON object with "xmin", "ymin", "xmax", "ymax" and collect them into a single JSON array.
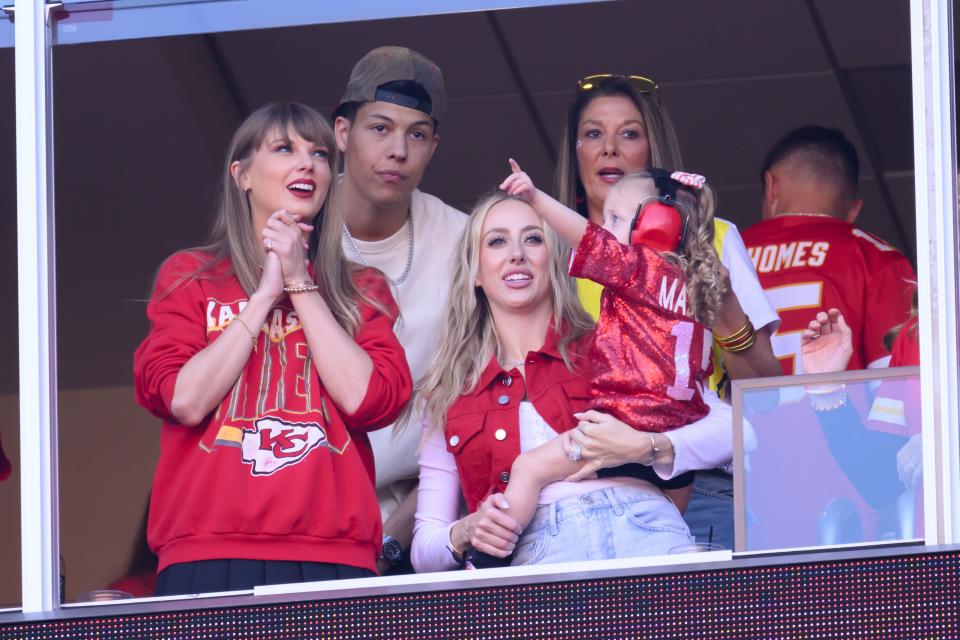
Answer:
[{"xmin": 0, "ymin": 0, "xmax": 948, "ymax": 394}]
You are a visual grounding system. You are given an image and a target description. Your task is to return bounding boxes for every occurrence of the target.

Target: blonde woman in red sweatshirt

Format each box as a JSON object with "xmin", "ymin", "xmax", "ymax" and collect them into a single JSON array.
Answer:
[{"xmin": 134, "ymin": 103, "xmax": 412, "ymax": 596}]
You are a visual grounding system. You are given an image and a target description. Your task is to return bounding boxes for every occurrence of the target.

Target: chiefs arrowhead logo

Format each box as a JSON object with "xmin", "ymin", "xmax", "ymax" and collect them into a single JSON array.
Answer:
[{"xmin": 241, "ymin": 417, "xmax": 327, "ymax": 476}]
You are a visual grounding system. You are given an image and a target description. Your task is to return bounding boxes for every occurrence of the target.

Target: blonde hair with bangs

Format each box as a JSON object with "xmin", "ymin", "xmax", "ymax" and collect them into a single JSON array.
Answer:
[{"xmin": 176, "ymin": 102, "xmax": 374, "ymax": 334}]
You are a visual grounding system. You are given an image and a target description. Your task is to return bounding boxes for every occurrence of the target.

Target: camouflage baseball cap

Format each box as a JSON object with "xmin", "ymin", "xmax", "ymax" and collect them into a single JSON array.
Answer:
[{"xmin": 338, "ymin": 46, "xmax": 446, "ymax": 123}]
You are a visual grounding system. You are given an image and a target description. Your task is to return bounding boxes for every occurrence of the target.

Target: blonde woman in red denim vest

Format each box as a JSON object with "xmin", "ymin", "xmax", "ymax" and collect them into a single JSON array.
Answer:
[{"xmin": 410, "ymin": 192, "xmax": 735, "ymax": 570}]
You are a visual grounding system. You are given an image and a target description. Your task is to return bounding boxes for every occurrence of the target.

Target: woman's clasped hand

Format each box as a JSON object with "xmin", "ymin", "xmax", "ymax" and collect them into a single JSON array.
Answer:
[
  {"xmin": 450, "ymin": 494, "xmax": 523, "ymax": 559},
  {"xmin": 260, "ymin": 209, "xmax": 313, "ymax": 293},
  {"xmin": 561, "ymin": 411, "xmax": 663, "ymax": 482}
]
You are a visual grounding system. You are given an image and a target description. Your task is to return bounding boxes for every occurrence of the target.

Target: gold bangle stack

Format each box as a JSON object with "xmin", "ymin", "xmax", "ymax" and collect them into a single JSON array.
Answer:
[
  {"xmin": 714, "ymin": 319, "xmax": 757, "ymax": 353},
  {"xmin": 284, "ymin": 280, "xmax": 319, "ymax": 295}
]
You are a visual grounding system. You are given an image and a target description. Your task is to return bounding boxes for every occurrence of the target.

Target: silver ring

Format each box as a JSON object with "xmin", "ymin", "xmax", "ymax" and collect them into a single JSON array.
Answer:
[{"xmin": 568, "ymin": 443, "xmax": 582, "ymax": 462}]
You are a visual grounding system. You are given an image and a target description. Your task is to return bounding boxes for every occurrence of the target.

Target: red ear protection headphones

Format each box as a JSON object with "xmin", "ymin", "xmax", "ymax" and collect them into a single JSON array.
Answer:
[
  {"xmin": 627, "ymin": 168, "xmax": 694, "ymax": 252},
  {"xmin": 629, "ymin": 195, "xmax": 688, "ymax": 252}
]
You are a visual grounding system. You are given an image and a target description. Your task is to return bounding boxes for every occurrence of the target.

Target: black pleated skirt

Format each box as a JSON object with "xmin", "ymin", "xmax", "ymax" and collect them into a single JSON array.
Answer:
[{"xmin": 155, "ymin": 559, "xmax": 374, "ymax": 596}]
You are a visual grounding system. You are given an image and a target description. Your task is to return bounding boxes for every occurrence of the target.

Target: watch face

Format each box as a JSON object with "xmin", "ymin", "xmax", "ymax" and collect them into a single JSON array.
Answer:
[{"xmin": 381, "ymin": 536, "xmax": 403, "ymax": 563}]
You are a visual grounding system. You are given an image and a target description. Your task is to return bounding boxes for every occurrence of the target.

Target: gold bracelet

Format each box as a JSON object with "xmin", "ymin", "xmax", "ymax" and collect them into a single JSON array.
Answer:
[
  {"xmin": 284, "ymin": 281, "xmax": 319, "ymax": 294},
  {"xmin": 446, "ymin": 529, "xmax": 465, "ymax": 564},
  {"xmin": 714, "ymin": 319, "xmax": 753, "ymax": 345},
  {"xmin": 716, "ymin": 327, "xmax": 755, "ymax": 348},
  {"xmin": 231, "ymin": 316, "xmax": 258, "ymax": 352},
  {"xmin": 719, "ymin": 332, "xmax": 757, "ymax": 353}
]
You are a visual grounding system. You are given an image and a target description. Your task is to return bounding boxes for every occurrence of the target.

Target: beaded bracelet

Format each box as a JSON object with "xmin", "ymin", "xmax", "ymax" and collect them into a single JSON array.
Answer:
[
  {"xmin": 808, "ymin": 390, "xmax": 847, "ymax": 413},
  {"xmin": 803, "ymin": 384, "xmax": 847, "ymax": 412},
  {"xmin": 284, "ymin": 281, "xmax": 319, "ymax": 294}
]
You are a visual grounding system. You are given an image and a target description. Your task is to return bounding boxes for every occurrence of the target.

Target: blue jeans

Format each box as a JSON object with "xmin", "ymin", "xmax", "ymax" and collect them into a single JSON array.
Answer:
[
  {"xmin": 511, "ymin": 485, "xmax": 693, "ymax": 566},
  {"xmin": 682, "ymin": 469, "xmax": 734, "ymax": 551}
]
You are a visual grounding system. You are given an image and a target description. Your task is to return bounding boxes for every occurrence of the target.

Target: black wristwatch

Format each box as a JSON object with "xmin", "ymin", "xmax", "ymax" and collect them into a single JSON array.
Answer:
[{"xmin": 381, "ymin": 535, "xmax": 403, "ymax": 566}]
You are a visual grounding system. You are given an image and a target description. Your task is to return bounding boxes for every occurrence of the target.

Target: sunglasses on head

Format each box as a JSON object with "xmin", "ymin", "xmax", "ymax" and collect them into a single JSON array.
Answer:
[
  {"xmin": 577, "ymin": 74, "xmax": 659, "ymax": 94},
  {"xmin": 629, "ymin": 195, "xmax": 688, "ymax": 253}
]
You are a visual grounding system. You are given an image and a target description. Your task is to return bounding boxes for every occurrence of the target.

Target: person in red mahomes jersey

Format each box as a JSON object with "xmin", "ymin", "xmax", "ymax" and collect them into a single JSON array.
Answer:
[{"xmin": 742, "ymin": 126, "xmax": 916, "ymax": 374}]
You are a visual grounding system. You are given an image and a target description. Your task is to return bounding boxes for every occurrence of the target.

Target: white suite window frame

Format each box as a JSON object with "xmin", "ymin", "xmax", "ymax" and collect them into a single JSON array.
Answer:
[{"xmin": 10, "ymin": 0, "xmax": 959, "ymax": 615}]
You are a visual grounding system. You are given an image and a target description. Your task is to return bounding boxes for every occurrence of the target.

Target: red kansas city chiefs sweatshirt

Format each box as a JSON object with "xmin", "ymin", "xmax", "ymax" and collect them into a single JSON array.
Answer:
[{"xmin": 133, "ymin": 251, "xmax": 411, "ymax": 574}]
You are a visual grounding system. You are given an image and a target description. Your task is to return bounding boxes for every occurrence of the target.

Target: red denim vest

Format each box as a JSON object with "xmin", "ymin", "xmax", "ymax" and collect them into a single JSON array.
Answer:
[{"xmin": 444, "ymin": 327, "xmax": 594, "ymax": 512}]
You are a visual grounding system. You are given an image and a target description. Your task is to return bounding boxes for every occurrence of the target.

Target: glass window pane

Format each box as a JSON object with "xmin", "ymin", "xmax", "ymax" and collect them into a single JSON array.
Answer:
[
  {"xmin": 52, "ymin": 33, "xmax": 180, "ymax": 599},
  {"xmin": 738, "ymin": 370, "xmax": 923, "ymax": 553},
  {"xmin": 44, "ymin": 0, "xmax": 924, "ymax": 606},
  {"xmin": 51, "ymin": 0, "xmax": 592, "ymax": 46},
  {"xmin": 0, "ymin": 42, "xmax": 21, "ymax": 610}
]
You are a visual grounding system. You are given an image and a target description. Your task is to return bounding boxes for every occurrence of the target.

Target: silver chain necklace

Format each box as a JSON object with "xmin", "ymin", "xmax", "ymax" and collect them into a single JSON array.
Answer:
[{"xmin": 343, "ymin": 214, "xmax": 415, "ymax": 287}]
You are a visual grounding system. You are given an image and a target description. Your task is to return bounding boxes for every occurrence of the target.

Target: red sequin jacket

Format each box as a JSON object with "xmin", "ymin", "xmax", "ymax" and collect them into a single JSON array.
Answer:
[{"xmin": 570, "ymin": 223, "xmax": 710, "ymax": 431}]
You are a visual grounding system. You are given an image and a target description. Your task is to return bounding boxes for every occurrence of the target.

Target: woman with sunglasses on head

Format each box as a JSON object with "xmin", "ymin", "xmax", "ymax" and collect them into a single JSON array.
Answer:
[
  {"xmin": 133, "ymin": 103, "xmax": 412, "ymax": 595},
  {"xmin": 410, "ymin": 189, "xmax": 737, "ymax": 571},
  {"xmin": 557, "ymin": 74, "xmax": 780, "ymax": 383},
  {"xmin": 553, "ymin": 74, "xmax": 782, "ymax": 551}
]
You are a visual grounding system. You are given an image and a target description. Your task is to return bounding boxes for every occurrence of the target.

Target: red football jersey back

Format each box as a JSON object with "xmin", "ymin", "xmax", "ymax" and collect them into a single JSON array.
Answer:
[{"xmin": 742, "ymin": 215, "xmax": 915, "ymax": 373}]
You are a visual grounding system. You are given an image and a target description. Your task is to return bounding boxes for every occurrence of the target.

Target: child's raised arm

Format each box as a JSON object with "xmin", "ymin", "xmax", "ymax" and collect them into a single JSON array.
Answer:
[{"xmin": 500, "ymin": 158, "xmax": 588, "ymax": 246}]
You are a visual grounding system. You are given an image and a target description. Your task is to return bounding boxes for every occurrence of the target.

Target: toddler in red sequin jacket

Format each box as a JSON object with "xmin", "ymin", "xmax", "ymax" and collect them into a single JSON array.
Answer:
[{"xmin": 490, "ymin": 161, "xmax": 727, "ymax": 547}]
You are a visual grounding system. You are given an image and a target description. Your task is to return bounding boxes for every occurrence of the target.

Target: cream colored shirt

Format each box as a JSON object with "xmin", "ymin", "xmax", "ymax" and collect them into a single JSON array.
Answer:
[{"xmin": 342, "ymin": 189, "xmax": 466, "ymax": 521}]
